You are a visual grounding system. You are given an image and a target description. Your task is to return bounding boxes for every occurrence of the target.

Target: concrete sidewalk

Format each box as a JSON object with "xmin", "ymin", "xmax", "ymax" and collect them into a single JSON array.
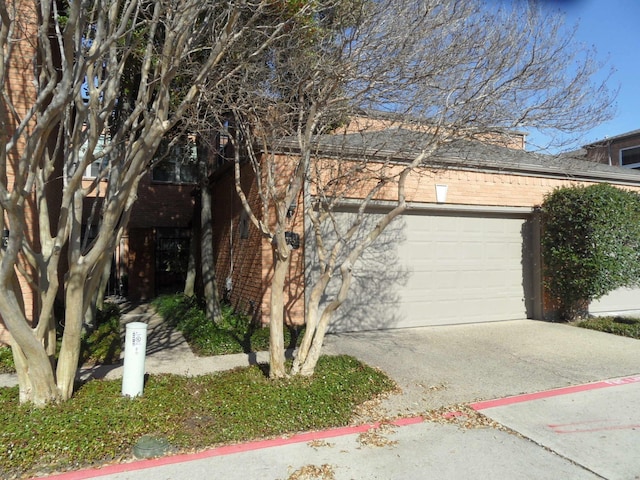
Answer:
[{"xmin": 46, "ymin": 414, "xmax": 600, "ymax": 480}]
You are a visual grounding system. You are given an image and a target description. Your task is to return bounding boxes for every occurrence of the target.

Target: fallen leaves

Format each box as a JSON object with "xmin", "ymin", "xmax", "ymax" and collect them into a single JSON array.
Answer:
[
  {"xmin": 357, "ymin": 423, "xmax": 398, "ymax": 448},
  {"xmin": 287, "ymin": 463, "xmax": 336, "ymax": 480}
]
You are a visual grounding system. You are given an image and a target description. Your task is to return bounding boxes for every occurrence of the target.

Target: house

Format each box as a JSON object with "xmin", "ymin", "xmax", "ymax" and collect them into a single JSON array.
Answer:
[
  {"xmin": 211, "ymin": 120, "xmax": 640, "ymax": 332},
  {"xmin": 582, "ymin": 129, "xmax": 640, "ymax": 169}
]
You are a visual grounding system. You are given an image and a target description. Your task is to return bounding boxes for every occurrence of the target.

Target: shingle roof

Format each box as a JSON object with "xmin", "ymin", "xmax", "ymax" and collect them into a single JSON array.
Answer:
[
  {"xmin": 274, "ymin": 127, "xmax": 640, "ymax": 185},
  {"xmin": 583, "ymin": 129, "xmax": 640, "ymax": 147}
]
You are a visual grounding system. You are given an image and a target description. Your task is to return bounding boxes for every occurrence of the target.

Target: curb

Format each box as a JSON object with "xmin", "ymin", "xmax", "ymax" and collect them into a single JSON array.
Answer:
[
  {"xmin": 34, "ymin": 416, "xmax": 425, "ymax": 480},
  {"xmin": 471, "ymin": 374, "xmax": 640, "ymax": 411}
]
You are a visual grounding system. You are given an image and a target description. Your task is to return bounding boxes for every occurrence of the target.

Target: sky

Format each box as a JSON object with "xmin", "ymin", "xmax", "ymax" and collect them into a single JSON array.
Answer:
[{"xmin": 529, "ymin": 0, "xmax": 640, "ymax": 152}]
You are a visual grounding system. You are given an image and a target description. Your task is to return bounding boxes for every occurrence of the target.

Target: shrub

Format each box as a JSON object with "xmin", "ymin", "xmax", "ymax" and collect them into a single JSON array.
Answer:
[{"xmin": 541, "ymin": 184, "xmax": 640, "ymax": 320}]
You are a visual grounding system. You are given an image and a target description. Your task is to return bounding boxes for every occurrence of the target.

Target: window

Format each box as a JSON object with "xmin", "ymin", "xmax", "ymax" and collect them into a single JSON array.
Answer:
[
  {"xmin": 79, "ymin": 134, "xmax": 109, "ymax": 178},
  {"xmin": 152, "ymin": 139, "xmax": 199, "ymax": 183},
  {"xmin": 620, "ymin": 146, "xmax": 640, "ymax": 169}
]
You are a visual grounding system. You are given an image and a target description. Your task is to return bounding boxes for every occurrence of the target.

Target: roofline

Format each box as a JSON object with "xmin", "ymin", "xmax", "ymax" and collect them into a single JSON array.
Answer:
[
  {"xmin": 272, "ymin": 138, "xmax": 640, "ymax": 187},
  {"xmin": 583, "ymin": 128, "xmax": 640, "ymax": 148}
]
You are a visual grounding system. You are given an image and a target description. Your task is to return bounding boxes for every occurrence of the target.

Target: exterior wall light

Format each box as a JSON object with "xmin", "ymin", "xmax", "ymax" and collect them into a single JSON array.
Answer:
[
  {"xmin": 285, "ymin": 231, "xmax": 300, "ymax": 249},
  {"xmin": 435, "ymin": 184, "xmax": 448, "ymax": 203}
]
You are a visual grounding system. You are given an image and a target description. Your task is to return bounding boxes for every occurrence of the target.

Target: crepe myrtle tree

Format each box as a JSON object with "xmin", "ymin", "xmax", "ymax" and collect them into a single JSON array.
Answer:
[
  {"xmin": 0, "ymin": 0, "xmax": 308, "ymax": 405},
  {"xmin": 542, "ymin": 184, "xmax": 640, "ymax": 321},
  {"xmin": 206, "ymin": 0, "xmax": 615, "ymax": 378}
]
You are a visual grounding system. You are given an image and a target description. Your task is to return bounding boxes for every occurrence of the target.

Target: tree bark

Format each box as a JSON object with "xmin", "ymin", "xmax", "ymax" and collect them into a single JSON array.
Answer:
[
  {"xmin": 84, "ymin": 255, "xmax": 113, "ymax": 331},
  {"xmin": 0, "ymin": 288, "xmax": 59, "ymax": 405},
  {"xmin": 183, "ymin": 225, "xmax": 197, "ymax": 297},
  {"xmin": 268, "ymin": 241, "xmax": 290, "ymax": 378},
  {"xmin": 200, "ymin": 184, "xmax": 222, "ymax": 322},
  {"xmin": 56, "ymin": 269, "xmax": 87, "ymax": 400}
]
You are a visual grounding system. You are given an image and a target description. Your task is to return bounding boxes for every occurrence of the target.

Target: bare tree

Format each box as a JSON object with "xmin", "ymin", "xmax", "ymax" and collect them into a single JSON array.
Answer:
[
  {"xmin": 0, "ymin": 0, "xmax": 298, "ymax": 405},
  {"xmin": 213, "ymin": 0, "xmax": 614, "ymax": 377}
]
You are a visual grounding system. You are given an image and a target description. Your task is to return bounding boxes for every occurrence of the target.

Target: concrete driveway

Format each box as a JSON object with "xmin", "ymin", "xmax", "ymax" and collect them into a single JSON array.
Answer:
[
  {"xmin": 323, "ymin": 319, "xmax": 640, "ymax": 479},
  {"xmin": 322, "ymin": 319, "xmax": 640, "ymax": 417}
]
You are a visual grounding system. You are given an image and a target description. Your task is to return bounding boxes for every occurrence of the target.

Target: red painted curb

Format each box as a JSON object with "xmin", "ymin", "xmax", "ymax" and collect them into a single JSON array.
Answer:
[
  {"xmin": 471, "ymin": 374, "xmax": 640, "ymax": 411},
  {"xmin": 34, "ymin": 416, "xmax": 424, "ymax": 480}
]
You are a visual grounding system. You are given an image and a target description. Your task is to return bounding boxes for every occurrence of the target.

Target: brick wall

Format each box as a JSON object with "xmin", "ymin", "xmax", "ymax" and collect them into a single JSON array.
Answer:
[
  {"xmin": 127, "ymin": 228, "xmax": 155, "ymax": 301},
  {"xmin": 1, "ymin": 0, "xmax": 39, "ymax": 343},
  {"xmin": 211, "ymin": 163, "xmax": 265, "ymax": 320},
  {"xmin": 586, "ymin": 133, "xmax": 640, "ymax": 167},
  {"xmin": 130, "ymin": 173, "xmax": 196, "ymax": 228},
  {"xmin": 211, "ymin": 159, "xmax": 306, "ymax": 326}
]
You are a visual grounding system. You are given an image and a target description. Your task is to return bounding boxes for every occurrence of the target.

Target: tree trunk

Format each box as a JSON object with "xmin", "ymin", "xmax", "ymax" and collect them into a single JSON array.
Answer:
[
  {"xmin": 291, "ymin": 272, "xmax": 329, "ymax": 375},
  {"xmin": 0, "ymin": 289, "xmax": 59, "ymax": 405},
  {"xmin": 84, "ymin": 255, "xmax": 112, "ymax": 331},
  {"xmin": 295, "ymin": 262, "xmax": 355, "ymax": 376},
  {"xmin": 200, "ymin": 184, "xmax": 222, "ymax": 322},
  {"xmin": 56, "ymin": 270, "xmax": 87, "ymax": 400},
  {"xmin": 183, "ymin": 221, "xmax": 197, "ymax": 297},
  {"xmin": 268, "ymin": 243, "xmax": 290, "ymax": 378}
]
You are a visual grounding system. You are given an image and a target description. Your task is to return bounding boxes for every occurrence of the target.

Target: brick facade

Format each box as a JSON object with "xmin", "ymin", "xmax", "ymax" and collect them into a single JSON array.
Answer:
[
  {"xmin": 585, "ymin": 131, "xmax": 640, "ymax": 167},
  {"xmin": 211, "ymin": 148, "xmax": 640, "ymax": 328},
  {"xmin": 1, "ymin": 0, "xmax": 39, "ymax": 343}
]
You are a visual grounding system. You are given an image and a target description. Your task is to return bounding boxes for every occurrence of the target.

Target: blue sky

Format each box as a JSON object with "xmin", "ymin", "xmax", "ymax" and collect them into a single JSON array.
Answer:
[{"xmin": 532, "ymin": 0, "xmax": 639, "ymax": 151}]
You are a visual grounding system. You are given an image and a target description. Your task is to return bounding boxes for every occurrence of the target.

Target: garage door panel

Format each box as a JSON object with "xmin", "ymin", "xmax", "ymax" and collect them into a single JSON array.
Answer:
[
  {"xmin": 590, "ymin": 287, "xmax": 640, "ymax": 316},
  {"xmin": 307, "ymin": 212, "xmax": 530, "ymax": 332}
]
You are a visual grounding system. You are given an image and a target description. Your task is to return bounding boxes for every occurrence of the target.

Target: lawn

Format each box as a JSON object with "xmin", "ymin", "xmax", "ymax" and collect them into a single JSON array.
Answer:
[
  {"xmin": 576, "ymin": 316, "xmax": 640, "ymax": 339},
  {"xmin": 0, "ymin": 297, "xmax": 396, "ymax": 478}
]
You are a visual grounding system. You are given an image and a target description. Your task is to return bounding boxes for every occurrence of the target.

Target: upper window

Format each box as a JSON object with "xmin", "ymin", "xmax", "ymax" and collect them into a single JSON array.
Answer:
[
  {"xmin": 152, "ymin": 138, "xmax": 199, "ymax": 184},
  {"xmin": 79, "ymin": 134, "xmax": 109, "ymax": 178},
  {"xmin": 620, "ymin": 146, "xmax": 640, "ymax": 169}
]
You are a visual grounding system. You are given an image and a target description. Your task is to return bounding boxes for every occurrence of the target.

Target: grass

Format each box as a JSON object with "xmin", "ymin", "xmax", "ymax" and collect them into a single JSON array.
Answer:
[
  {"xmin": 0, "ymin": 355, "xmax": 395, "ymax": 479},
  {"xmin": 576, "ymin": 316, "xmax": 640, "ymax": 339},
  {"xmin": 0, "ymin": 295, "xmax": 395, "ymax": 478},
  {"xmin": 0, "ymin": 346, "xmax": 14, "ymax": 374},
  {"xmin": 151, "ymin": 294, "xmax": 304, "ymax": 355}
]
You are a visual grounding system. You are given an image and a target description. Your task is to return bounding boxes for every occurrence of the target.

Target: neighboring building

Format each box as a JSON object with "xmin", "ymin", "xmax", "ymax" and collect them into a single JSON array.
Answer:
[
  {"xmin": 211, "ymin": 124, "xmax": 640, "ymax": 332},
  {"xmin": 583, "ymin": 129, "xmax": 640, "ymax": 169}
]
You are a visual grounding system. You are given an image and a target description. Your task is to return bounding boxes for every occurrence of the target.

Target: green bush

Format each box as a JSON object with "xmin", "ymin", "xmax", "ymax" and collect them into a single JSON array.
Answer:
[
  {"xmin": 151, "ymin": 294, "xmax": 303, "ymax": 356},
  {"xmin": 0, "ymin": 355, "xmax": 395, "ymax": 478},
  {"xmin": 542, "ymin": 184, "xmax": 640, "ymax": 320}
]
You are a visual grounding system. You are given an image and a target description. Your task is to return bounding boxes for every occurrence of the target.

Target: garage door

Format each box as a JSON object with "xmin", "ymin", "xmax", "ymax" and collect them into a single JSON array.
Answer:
[
  {"xmin": 307, "ymin": 211, "xmax": 533, "ymax": 332},
  {"xmin": 590, "ymin": 287, "xmax": 640, "ymax": 316}
]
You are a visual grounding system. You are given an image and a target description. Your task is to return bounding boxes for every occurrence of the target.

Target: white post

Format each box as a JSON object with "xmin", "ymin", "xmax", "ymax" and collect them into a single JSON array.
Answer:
[{"xmin": 122, "ymin": 322, "xmax": 148, "ymax": 397}]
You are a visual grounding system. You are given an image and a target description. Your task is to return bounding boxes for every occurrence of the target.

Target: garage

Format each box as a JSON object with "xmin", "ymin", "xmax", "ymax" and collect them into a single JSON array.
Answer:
[
  {"xmin": 307, "ymin": 207, "xmax": 537, "ymax": 332},
  {"xmin": 590, "ymin": 287, "xmax": 640, "ymax": 317}
]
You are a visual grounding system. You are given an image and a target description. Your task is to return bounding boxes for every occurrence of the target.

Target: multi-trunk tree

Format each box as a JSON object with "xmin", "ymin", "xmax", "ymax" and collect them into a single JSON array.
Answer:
[
  {"xmin": 0, "ymin": 0, "xmax": 308, "ymax": 405},
  {"xmin": 206, "ymin": 0, "xmax": 615, "ymax": 377}
]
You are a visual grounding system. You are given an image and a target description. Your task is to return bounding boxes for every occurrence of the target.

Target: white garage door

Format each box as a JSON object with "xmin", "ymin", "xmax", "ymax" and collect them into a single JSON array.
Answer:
[
  {"xmin": 307, "ymin": 211, "xmax": 532, "ymax": 332},
  {"xmin": 590, "ymin": 287, "xmax": 640, "ymax": 316}
]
